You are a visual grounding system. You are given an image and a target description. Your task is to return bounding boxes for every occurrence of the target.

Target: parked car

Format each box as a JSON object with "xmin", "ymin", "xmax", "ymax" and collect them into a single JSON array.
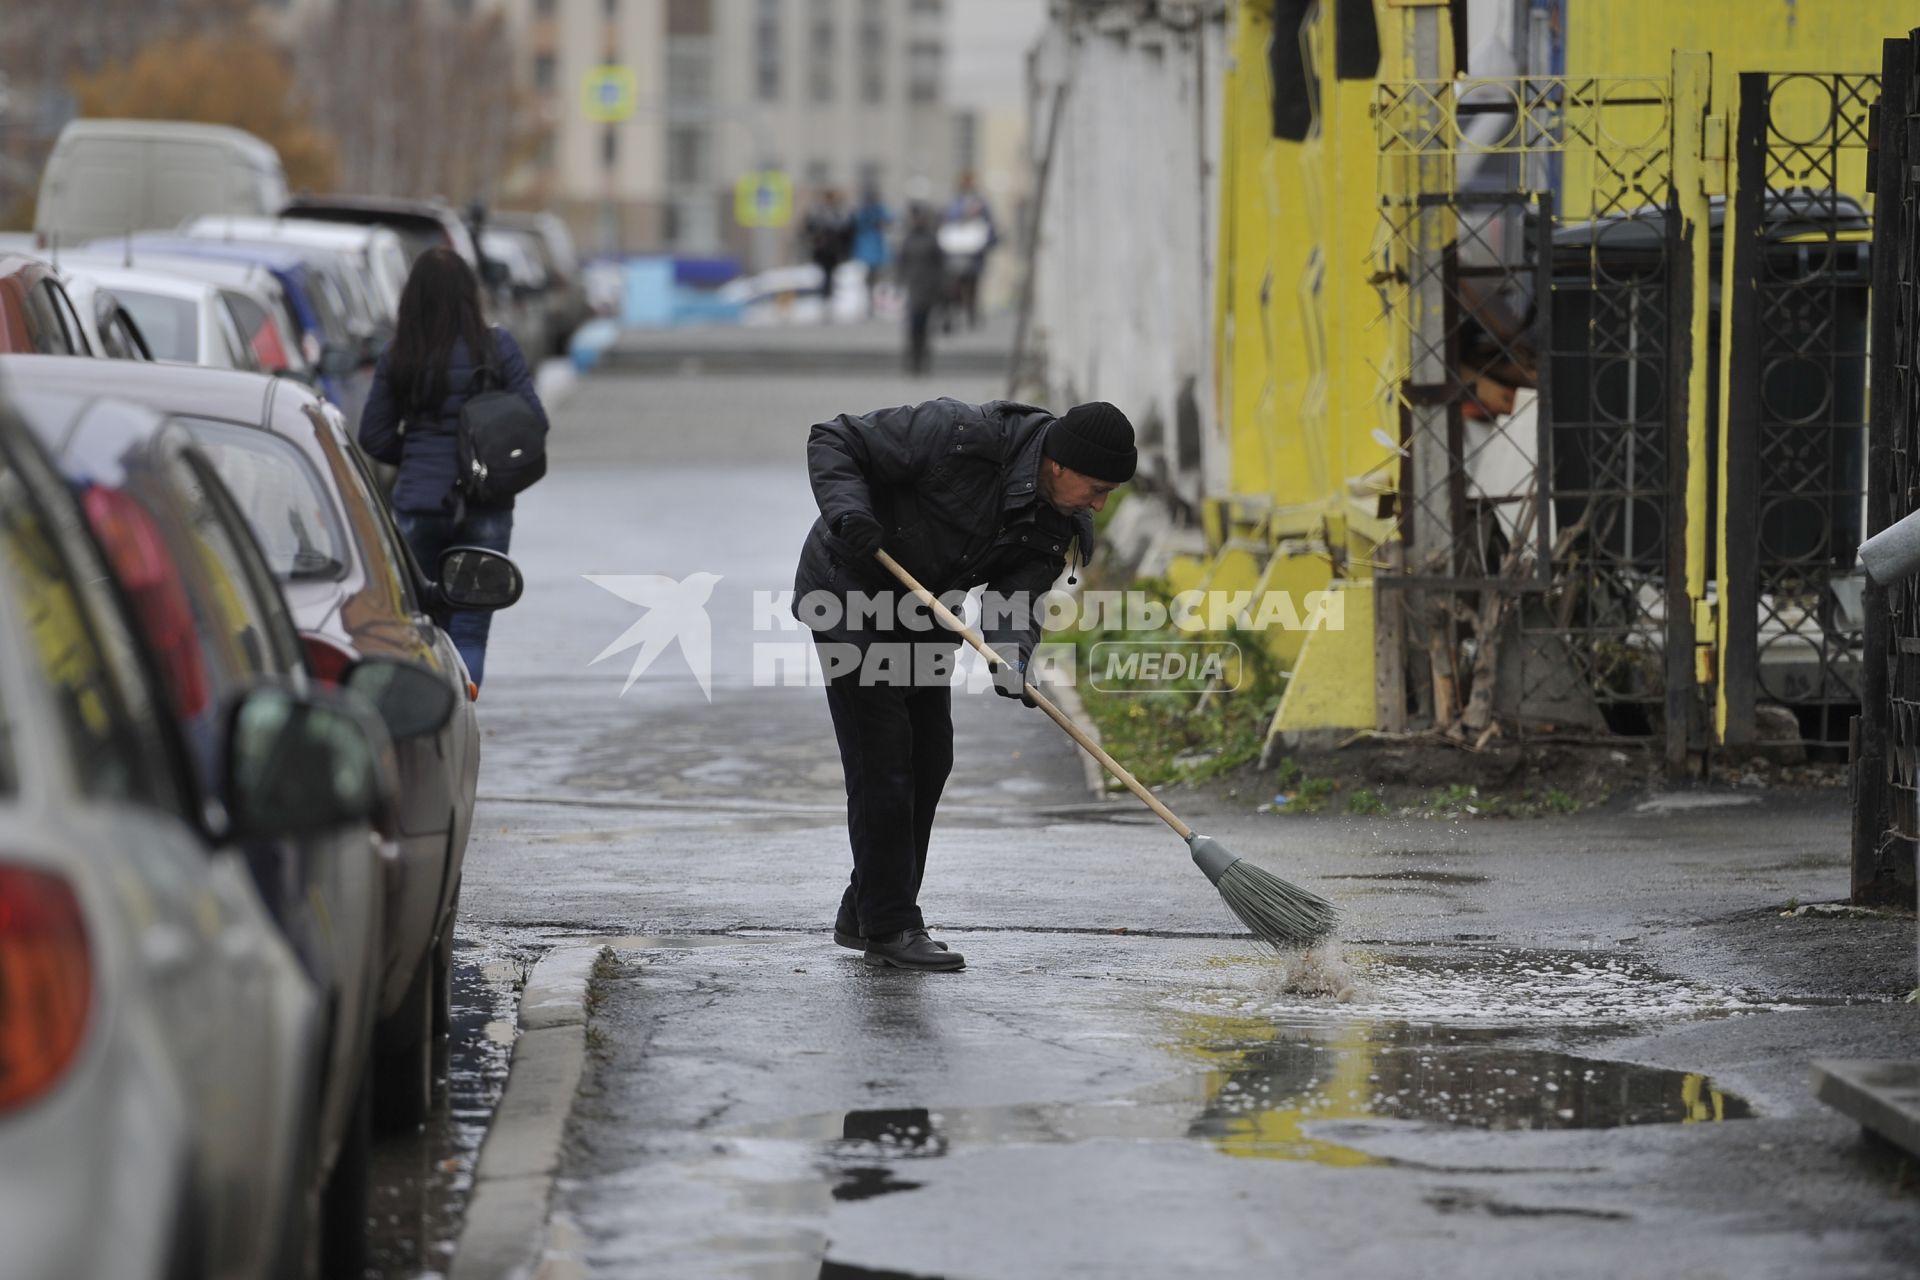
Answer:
[
  {"xmin": 34, "ymin": 119, "xmax": 288, "ymax": 249},
  {"xmin": 99, "ymin": 236, "xmax": 367, "ymax": 413},
  {"xmin": 282, "ymin": 194, "xmax": 480, "ymax": 270},
  {"xmin": 493, "ymin": 209, "xmax": 593, "ymax": 355},
  {"xmin": 0, "ymin": 392, "xmax": 377, "ymax": 1280},
  {"xmin": 1, "ymin": 366, "xmax": 444, "ymax": 1273},
  {"xmin": 69, "ymin": 251, "xmax": 313, "ymax": 379},
  {"xmin": 478, "ymin": 227, "xmax": 552, "ymax": 360},
  {"xmin": 0, "ymin": 355, "xmax": 523, "ymax": 1134},
  {"xmin": 183, "ymin": 215, "xmax": 408, "ymax": 326},
  {"xmin": 52, "ymin": 262, "xmax": 256, "ymax": 370},
  {"xmin": 52, "ymin": 273, "xmax": 154, "ymax": 361},
  {"xmin": 0, "ymin": 253, "xmax": 90, "ymax": 355}
]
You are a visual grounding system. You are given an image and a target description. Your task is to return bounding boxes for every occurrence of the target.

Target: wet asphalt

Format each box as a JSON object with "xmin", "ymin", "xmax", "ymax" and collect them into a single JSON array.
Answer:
[{"xmin": 414, "ymin": 339, "xmax": 1920, "ymax": 1279}]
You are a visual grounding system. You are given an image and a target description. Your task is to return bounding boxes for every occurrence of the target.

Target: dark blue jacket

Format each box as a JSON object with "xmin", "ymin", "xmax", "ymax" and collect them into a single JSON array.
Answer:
[{"xmin": 359, "ymin": 326, "xmax": 547, "ymax": 514}]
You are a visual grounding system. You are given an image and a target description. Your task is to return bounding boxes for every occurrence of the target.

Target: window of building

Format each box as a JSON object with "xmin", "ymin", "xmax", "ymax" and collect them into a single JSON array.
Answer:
[
  {"xmin": 755, "ymin": 0, "xmax": 782, "ymax": 101},
  {"xmin": 666, "ymin": 0, "xmax": 712, "ymax": 35},
  {"xmin": 535, "ymin": 0, "xmax": 555, "ymax": 13},
  {"xmin": 907, "ymin": 39, "xmax": 942, "ymax": 104},
  {"xmin": 604, "ymin": 0, "xmax": 618, "ymax": 17},
  {"xmin": 806, "ymin": 159, "xmax": 831, "ymax": 189},
  {"xmin": 809, "ymin": 0, "xmax": 835, "ymax": 104},
  {"xmin": 668, "ymin": 125, "xmax": 708, "ymax": 186},
  {"xmin": 859, "ymin": 0, "xmax": 886, "ymax": 104},
  {"xmin": 909, "ymin": 0, "xmax": 943, "ymax": 13},
  {"xmin": 534, "ymin": 53, "xmax": 557, "ymax": 94},
  {"xmin": 667, "ymin": 39, "xmax": 712, "ymax": 102},
  {"xmin": 857, "ymin": 160, "xmax": 883, "ymax": 196}
]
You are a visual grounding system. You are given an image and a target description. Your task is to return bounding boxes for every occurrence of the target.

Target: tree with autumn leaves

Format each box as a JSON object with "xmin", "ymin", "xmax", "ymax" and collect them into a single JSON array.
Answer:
[
  {"xmin": 0, "ymin": 1, "xmax": 547, "ymax": 227},
  {"xmin": 68, "ymin": 29, "xmax": 341, "ymax": 193}
]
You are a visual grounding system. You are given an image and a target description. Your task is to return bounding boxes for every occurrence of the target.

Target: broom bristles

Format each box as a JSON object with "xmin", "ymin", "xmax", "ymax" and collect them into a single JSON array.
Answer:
[{"xmin": 1215, "ymin": 858, "xmax": 1338, "ymax": 949}]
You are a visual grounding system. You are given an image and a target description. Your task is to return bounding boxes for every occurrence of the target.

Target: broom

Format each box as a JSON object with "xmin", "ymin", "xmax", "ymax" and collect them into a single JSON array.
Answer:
[{"xmin": 875, "ymin": 550, "xmax": 1338, "ymax": 949}]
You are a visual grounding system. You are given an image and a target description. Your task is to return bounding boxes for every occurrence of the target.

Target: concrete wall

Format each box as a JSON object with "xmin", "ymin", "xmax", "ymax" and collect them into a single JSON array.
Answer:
[{"xmin": 1027, "ymin": 1, "xmax": 1226, "ymax": 510}]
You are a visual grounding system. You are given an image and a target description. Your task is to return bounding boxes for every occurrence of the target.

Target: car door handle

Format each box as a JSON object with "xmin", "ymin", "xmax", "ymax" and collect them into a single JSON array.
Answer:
[{"xmin": 142, "ymin": 923, "xmax": 197, "ymax": 976}]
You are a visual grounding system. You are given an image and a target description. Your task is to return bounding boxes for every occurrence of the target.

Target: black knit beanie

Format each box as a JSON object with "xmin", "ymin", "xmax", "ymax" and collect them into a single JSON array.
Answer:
[{"xmin": 1044, "ymin": 401, "xmax": 1137, "ymax": 483}]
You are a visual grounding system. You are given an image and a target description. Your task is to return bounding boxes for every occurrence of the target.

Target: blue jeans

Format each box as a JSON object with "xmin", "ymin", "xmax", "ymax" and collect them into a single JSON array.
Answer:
[{"xmin": 396, "ymin": 507, "xmax": 513, "ymax": 686}]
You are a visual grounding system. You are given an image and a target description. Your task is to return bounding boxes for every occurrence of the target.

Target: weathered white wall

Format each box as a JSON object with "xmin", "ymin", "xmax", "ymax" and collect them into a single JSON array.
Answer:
[{"xmin": 1027, "ymin": 1, "xmax": 1226, "ymax": 511}]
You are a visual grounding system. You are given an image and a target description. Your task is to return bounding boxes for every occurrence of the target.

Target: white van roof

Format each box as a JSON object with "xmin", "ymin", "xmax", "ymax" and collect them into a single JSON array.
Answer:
[{"xmin": 53, "ymin": 119, "xmax": 282, "ymax": 169}]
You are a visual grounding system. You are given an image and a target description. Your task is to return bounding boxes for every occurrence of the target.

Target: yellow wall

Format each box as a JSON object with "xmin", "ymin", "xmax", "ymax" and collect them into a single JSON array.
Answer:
[
  {"xmin": 1569, "ymin": 0, "xmax": 1903, "ymax": 201},
  {"xmin": 1214, "ymin": 0, "xmax": 1404, "ymax": 549}
]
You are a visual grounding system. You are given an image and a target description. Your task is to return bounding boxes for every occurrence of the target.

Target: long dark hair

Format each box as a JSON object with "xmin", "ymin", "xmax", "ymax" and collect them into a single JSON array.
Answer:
[{"xmin": 385, "ymin": 246, "xmax": 491, "ymax": 412}]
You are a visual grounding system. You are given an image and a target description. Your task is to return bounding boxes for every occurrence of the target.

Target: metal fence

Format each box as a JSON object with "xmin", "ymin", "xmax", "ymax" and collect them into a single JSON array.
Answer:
[
  {"xmin": 1854, "ymin": 32, "xmax": 1919, "ymax": 903},
  {"xmin": 1373, "ymin": 72, "xmax": 1691, "ymax": 750},
  {"xmin": 1720, "ymin": 72, "xmax": 1879, "ymax": 752}
]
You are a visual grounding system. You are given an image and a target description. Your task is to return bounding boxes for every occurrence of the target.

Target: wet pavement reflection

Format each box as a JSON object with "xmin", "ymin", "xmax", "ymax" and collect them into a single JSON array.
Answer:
[{"xmin": 365, "ymin": 941, "xmax": 526, "ymax": 1279}]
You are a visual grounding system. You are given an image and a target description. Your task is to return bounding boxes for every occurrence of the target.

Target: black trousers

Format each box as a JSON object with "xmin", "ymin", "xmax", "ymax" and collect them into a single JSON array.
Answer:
[
  {"xmin": 905, "ymin": 304, "xmax": 934, "ymax": 374},
  {"xmin": 821, "ymin": 649, "xmax": 955, "ymax": 938}
]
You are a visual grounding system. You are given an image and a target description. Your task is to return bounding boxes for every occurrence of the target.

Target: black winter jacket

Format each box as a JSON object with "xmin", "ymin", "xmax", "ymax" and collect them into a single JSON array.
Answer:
[
  {"xmin": 358, "ymin": 326, "xmax": 547, "ymax": 515},
  {"xmin": 794, "ymin": 398, "xmax": 1092, "ymax": 660}
]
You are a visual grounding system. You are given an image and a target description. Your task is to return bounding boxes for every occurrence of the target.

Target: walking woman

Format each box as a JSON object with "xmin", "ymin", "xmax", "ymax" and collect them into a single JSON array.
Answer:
[{"xmin": 359, "ymin": 246, "xmax": 547, "ymax": 687}]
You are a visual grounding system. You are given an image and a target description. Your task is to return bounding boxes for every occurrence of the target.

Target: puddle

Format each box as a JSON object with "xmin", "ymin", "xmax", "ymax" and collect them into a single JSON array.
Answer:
[
  {"xmin": 739, "ymin": 947, "xmax": 1758, "ymax": 1192},
  {"xmin": 1326, "ymin": 871, "xmax": 1491, "ymax": 887},
  {"xmin": 1192, "ymin": 944, "xmax": 1800, "ymax": 1023},
  {"xmin": 364, "ymin": 939, "xmax": 528, "ymax": 1279}
]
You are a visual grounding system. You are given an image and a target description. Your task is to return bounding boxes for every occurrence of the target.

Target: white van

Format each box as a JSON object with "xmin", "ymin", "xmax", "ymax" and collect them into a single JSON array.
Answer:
[{"xmin": 34, "ymin": 119, "xmax": 289, "ymax": 249}]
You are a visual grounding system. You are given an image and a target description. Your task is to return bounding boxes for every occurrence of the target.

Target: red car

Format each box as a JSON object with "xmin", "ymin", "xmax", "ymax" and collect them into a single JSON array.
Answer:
[{"xmin": 0, "ymin": 254, "xmax": 90, "ymax": 355}]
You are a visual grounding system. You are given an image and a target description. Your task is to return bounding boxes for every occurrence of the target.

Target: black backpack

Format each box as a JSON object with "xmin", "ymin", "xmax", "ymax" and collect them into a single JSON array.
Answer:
[{"xmin": 456, "ymin": 333, "xmax": 547, "ymax": 505}]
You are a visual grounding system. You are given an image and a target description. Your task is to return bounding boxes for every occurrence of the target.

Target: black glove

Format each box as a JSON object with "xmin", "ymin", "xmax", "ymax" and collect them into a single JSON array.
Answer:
[
  {"xmin": 832, "ymin": 511, "xmax": 885, "ymax": 558},
  {"xmin": 991, "ymin": 648, "xmax": 1036, "ymax": 707}
]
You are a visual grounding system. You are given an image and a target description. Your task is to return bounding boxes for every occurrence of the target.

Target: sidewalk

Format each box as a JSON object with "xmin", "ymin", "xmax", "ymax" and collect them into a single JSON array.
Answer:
[{"xmin": 599, "ymin": 312, "xmax": 1016, "ymax": 376}]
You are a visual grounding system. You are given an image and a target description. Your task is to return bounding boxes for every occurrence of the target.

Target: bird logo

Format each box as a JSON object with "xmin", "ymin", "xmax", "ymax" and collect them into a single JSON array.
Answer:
[{"xmin": 584, "ymin": 572, "xmax": 722, "ymax": 700}]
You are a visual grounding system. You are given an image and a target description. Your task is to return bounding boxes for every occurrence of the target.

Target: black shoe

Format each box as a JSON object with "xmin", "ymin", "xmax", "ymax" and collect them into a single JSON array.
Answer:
[
  {"xmin": 864, "ymin": 928, "xmax": 965, "ymax": 971},
  {"xmin": 835, "ymin": 925, "xmax": 947, "ymax": 952}
]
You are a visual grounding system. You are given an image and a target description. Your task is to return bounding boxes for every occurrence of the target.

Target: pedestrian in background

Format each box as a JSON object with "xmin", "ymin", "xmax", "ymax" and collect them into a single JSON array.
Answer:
[
  {"xmin": 896, "ymin": 204, "xmax": 946, "ymax": 375},
  {"xmin": 938, "ymin": 172, "xmax": 998, "ymax": 331},
  {"xmin": 803, "ymin": 189, "xmax": 855, "ymax": 310},
  {"xmin": 359, "ymin": 246, "xmax": 547, "ymax": 688},
  {"xmin": 851, "ymin": 185, "xmax": 894, "ymax": 317}
]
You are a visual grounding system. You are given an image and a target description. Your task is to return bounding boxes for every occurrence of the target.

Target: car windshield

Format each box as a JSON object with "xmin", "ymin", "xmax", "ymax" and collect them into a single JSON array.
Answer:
[
  {"xmin": 177, "ymin": 416, "xmax": 349, "ymax": 581},
  {"xmin": 114, "ymin": 290, "xmax": 198, "ymax": 361}
]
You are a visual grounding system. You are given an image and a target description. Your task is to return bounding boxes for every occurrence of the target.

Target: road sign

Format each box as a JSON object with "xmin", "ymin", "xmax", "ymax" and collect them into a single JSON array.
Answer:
[
  {"xmin": 583, "ymin": 66, "xmax": 637, "ymax": 124},
  {"xmin": 734, "ymin": 170, "xmax": 792, "ymax": 229}
]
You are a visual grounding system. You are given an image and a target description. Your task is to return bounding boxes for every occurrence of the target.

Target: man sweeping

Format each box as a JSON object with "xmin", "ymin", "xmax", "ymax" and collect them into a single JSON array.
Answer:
[{"xmin": 795, "ymin": 399, "xmax": 1137, "ymax": 971}]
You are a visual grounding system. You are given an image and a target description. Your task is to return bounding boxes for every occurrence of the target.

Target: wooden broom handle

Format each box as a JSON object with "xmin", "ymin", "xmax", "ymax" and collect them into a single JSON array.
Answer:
[{"xmin": 873, "ymin": 548, "xmax": 1193, "ymax": 840}]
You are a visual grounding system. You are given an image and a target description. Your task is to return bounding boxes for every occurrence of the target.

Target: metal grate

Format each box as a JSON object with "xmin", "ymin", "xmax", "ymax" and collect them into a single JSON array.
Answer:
[
  {"xmin": 1722, "ymin": 72, "xmax": 1879, "ymax": 750},
  {"xmin": 1373, "ymin": 76, "xmax": 1682, "ymax": 738},
  {"xmin": 1855, "ymin": 33, "xmax": 1920, "ymax": 902}
]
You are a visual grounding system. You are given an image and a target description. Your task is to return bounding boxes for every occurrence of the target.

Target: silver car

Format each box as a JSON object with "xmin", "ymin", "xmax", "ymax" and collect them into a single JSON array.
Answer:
[
  {"xmin": 0, "ymin": 397, "xmax": 384, "ymax": 1280},
  {"xmin": 0, "ymin": 355, "xmax": 520, "ymax": 1137}
]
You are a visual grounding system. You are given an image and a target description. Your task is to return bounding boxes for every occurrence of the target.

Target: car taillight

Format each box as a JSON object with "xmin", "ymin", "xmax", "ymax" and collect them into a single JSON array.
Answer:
[
  {"xmin": 303, "ymin": 633, "xmax": 356, "ymax": 685},
  {"xmin": 0, "ymin": 866, "xmax": 91, "ymax": 1112},
  {"xmin": 83, "ymin": 487, "xmax": 208, "ymax": 719}
]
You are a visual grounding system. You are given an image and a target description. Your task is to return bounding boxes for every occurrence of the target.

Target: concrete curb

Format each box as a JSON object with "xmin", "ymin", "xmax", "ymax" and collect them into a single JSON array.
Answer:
[
  {"xmin": 1041, "ymin": 673, "xmax": 1115, "ymax": 800},
  {"xmin": 449, "ymin": 943, "xmax": 604, "ymax": 1280}
]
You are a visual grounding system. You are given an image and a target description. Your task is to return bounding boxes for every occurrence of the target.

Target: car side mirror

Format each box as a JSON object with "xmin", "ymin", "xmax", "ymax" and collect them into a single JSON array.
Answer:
[
  {"xmin": 436, "ymin": 546, "xmax": 524, "ymax": 611},
  {"xmin": 319, "ymin": 344, "xmax": 359, "ymax": 377},
  {"xmin": 343, "ymin": 657, "xmax": 456, "ymax": 740},
  {"xmin": 224, "ymin": 686, "xmax": 388, "ymax": 841}
]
